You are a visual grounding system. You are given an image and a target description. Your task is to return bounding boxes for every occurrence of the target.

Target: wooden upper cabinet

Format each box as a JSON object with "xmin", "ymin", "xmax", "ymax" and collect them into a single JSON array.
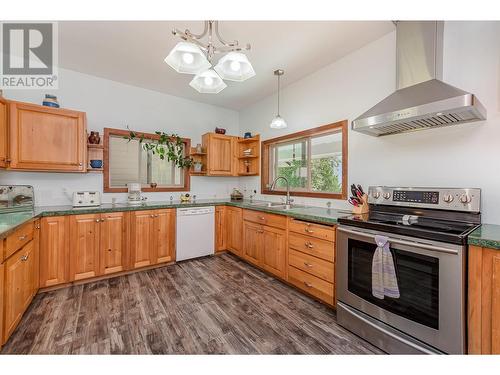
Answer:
[
  {"xmin": 242, "ymin": 221, "xmax": 262, "ymax": 266},
  {"xmin": 0, "ymin": 97, "xmax": 7, "ymax": 168},
  {"xmin": 226, "ymin": 207, "xmax": 243, "ymax": 256},
  {"xmin": 130, "ymin": 210, "xmax": 156, "ymax": 269},
  {"xmin": 153, "ymin": 209, "xmax": 175, "ymax": 264},
  {"xmin": 40, "ymin": 216, "xmax": 70, "ymax": 287},
  {"xmin": 260, "ymin": 226, "xmax": 286, "ymax": 279},
  {"xmin": 203, "ymin": 133, "xmax": 237, "ymax": 176},
  {"xmin": 8, "ymin": 101, "xmax": 87, "ymax": 172},
  {"xmin": 215, "ymin": 206, "xmax": 226, "ymax": 252},
  {"xmin": 99, "ymin": 212, "xmax": 129, "ymax": 275}
]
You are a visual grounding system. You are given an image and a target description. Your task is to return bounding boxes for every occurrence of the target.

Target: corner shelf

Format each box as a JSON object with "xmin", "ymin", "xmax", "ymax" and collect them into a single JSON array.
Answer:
[
  {"xmin": 237, "ymin": 136, "xmax": 260, "ymax": 144},
  {"xmin": 87, "ymin": 134, "xmax": 104, "ymax": 173},
  {"xmin": 189, "ymin": 147, "xmax": 207, "ymax": 176},
  {"xmin": 237, "ymin": 134, "xmax": 260, "ymax": 176}
]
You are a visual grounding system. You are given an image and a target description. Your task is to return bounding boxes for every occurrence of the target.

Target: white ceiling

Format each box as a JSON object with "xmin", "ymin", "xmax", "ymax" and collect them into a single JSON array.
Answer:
[{"xmin": 59, "ymin": 21, "xmax": 394, "ymax": 110}]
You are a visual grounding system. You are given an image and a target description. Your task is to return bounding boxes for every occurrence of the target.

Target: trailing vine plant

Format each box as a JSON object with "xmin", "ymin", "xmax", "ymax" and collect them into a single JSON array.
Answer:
[{"xmin": 125, "ymin": 129, "xmax": 193, "ymax": 169}]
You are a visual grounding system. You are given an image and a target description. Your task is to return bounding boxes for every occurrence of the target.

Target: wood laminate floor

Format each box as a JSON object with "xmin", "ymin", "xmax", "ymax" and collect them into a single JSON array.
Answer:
[{"xmin": 1, "ymin": 253, "xmax": 382, "ymax": 354}]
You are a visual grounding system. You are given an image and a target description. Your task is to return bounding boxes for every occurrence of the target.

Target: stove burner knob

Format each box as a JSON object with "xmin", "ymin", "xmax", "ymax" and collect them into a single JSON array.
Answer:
[
  {"xmin": 459, "ymin": 194, "xmax": 472, "ymax": 204},
  {"xmin": 443, "ymin": 194, "xmax": 454, "ymax": 203},
  {"xmin": 372, "ymin": 191, "xmax": 380, "ymax": 199},
  {"xmin": 383, "ymin": 192, "xmax": 391, "ymax": 200}
]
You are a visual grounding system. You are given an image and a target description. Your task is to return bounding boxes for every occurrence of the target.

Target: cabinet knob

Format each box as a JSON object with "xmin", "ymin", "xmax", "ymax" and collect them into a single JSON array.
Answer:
[
  {"xmin": 79, "ymin": 162, "xmax": 83, "ymax": 166},
  {"xmin": 304, "ymin": 262, "xmax": 313, "ymax": 268},
  {"xmin": 304, "ymin": 228, "xmax": 314, "ymax": 233},
  {"xmin": 305, "ymin": 241, "xmax": 314, "ymax": 249},
  {"xmin": 259, "ymin": 216, "xmax": 265, "ymax": 220},
  {"xmin": 95, "ymin": 219, "xmax": 100, "ymax": 223},
  {"xmin": 20, "ymin": 254, "xmax": 29, "ymax": 262},
  {"xmin": 151, "ymin": 214, "xmax": 155, "ymax": 218},
  {"xmin": 18, "ymin": 234, "xmax": 28, "ymax": 241},
  {"xmin": 303, "ymin": 281, "xmax": 313, "ymax": 288}
]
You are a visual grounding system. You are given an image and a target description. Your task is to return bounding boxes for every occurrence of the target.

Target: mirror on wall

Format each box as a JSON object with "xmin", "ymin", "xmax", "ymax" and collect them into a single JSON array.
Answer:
[{"xmin": 103, "ymin": 128, "xmax": 191, "ymax": 193}]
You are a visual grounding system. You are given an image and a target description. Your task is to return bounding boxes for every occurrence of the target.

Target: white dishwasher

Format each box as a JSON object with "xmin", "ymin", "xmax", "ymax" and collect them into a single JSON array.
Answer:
[{"xmin": 176, "ymin": 206, "xmax": 215, "ymax": 261}]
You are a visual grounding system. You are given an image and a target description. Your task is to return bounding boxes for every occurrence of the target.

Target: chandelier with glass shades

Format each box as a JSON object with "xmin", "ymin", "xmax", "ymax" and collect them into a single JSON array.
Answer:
[{"xmin": 165, "ymin": 21, "xmax": 256, "ymax": 94}]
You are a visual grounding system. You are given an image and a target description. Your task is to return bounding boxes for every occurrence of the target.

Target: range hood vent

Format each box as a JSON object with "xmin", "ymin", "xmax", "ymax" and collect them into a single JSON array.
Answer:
[{"xmin": 352, "ymin": 21, "xmax": 486, "ymax": 137}]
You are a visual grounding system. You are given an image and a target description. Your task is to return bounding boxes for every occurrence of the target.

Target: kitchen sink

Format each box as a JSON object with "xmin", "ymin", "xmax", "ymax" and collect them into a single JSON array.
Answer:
[{"xmin": 247, "ymin": 201, "xmax": 305, "ymax": 211}]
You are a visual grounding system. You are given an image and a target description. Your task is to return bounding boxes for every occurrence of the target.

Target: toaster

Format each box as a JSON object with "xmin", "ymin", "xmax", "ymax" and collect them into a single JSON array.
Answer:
[{"xmin": 72, "ymin": 191, "xmax": 101, "ymax": 207}]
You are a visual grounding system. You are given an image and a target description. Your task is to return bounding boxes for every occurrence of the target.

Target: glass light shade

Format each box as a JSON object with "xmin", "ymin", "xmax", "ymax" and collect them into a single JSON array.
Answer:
[
  {"xmin": 269, "ymin": 115, "xmax": 287, "ymax": 129},
  {"xmin": 214, "ymin": 52, "xmax": 256, "ymax": 82},
  {"xmin": 164, "ymin": 42, "xmax": 211, "ymax": 74},
  {"xmin": 189, "ymin": 69, "xmax": 227, "ymax": 94}
]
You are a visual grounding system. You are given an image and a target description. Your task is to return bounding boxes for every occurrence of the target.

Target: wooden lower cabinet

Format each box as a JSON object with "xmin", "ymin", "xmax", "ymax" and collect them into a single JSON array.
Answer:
[
  {"xmin": 260, "ymin": 226, "xmax": 286, "ymax": 279},
  {"xmin": 3, "ymin": 240, "xmax": 37, "ymax": 342},
  {"xmin": 0, "ymin": 263, "xmax": 4, "ymax": 347},
  {"xmin": 99, "ymin": 212, "xmax": 129, "ymax": 275},
  {"xmin": 242, "ymin": 220, "xmax": 286, "ymax": 279},
  {"xmin": 40, "ymin": 216, "xmax": 70, "ymax": 287},
  {"xmin": 468, "ymin": 245, "xmax": 500, "ymax": 354},
  {"xmin": 215, "ymin": 206, "xmax": 226, "ymax": 252},
  {"xmin": 69, "ymin": 214, "xmax": 101, "ymax": 281},
  {"xmin": 130, "ymin": 209, "xmax": 175, "ymax": 269},
  {"xmin": 242, "ymin": 221, "xmax": 262, "ymax": 266},
  {"xmin": 226, "ymin": 207, "xmax": 242, "ymax": 256}
]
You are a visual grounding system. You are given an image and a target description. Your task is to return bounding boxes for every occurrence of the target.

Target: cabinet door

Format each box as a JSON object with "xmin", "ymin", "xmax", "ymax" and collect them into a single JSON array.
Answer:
[
  {"xmin": 69, "ymin": 214, "xmax": 101, "ymax": 281},
  {"xmin": 8, "ymin": 101, "xmax": 86, "ymax": 172},
  {"xmin": 0, "ymin": 97, "xmax": 7, "ymax": 168},
  {"xmin": 260, "ymin": 226, "xmax": 286, "ymax": 279},
  {"xmin": 242, "ymin": 221, "xmax": 262, "ymax": 266},
  {"xmin": 4, "ymin": 241, "xmax": 35, "ymax": 342},
  {"xmin": 226, "ymin": 207, "xmax": 242, "ymax": 256},
  {"xmin": 130, "ymin": 210, "xmax": 155, "ymax": 269},
  {"xmin": 40, "ymin": 216, "xmax": 69, "ymax": 287},
  {"xmin": 215, "ymin": 206, "xmax": 226, "ymax": 252},
  {"xmin": 206, "ymin": 134, "xmax": 234, "ymax": 175},
  {"xmin": 100, "ymin": 212, "xmax": 129, "ymax": 275},
  {"xmin": 153, "ymin": 209, "xmax": 175, "ymax": 264}
]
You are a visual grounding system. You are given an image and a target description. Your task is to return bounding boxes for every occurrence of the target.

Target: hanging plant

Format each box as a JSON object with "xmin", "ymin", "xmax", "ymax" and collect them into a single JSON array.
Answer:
[{"xmin": 125, "ymin": 129, "xmax": 193, "ymax": 169}]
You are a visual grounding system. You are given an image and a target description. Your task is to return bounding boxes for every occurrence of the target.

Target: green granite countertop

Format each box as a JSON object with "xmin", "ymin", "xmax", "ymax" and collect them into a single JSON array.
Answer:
[
  {"xmin": 0, "ymin": 199, "xmax": 351, "ymax": 239},
  {"xmin": 468, "ymin": 224, "xmax": 500, "ymax": 250}
]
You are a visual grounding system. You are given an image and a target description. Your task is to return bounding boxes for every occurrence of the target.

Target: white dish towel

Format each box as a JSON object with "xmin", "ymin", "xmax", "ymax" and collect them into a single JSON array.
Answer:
[{"xmin": 372, "ymin": 235, "xmax": 400, "ymax": 299}]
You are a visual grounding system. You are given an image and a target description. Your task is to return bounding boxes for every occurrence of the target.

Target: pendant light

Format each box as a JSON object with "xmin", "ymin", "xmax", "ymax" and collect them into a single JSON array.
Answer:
[
  {"xmin": 189, "ymin": 69, "xmax": 227, "ymax": 94},
  {"xmin": 270, "ymin": 69, "xmax": 287, "ymax": 129},
  {"xmin": 164, "ymin": 42, "xmax": 211, "ymax": 74}
]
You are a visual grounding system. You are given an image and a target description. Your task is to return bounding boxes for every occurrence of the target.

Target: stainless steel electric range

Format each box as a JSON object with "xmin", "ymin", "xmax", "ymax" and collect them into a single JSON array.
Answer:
[{"xmin": 336, "ymin": 186, "xmax": 481, "ymax": 354}]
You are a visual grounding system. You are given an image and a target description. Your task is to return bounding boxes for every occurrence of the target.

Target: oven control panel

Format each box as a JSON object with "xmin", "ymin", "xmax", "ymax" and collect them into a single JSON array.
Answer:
[{"xmin": 368, "ymin": 186, "xmax": 481, "ymax": 212}]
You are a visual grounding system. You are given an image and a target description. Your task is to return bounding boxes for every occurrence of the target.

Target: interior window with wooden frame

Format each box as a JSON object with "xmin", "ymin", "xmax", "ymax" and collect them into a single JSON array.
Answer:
[
  {"xmin": 103, "ymin": 128, "xmax": 191, "ymax": 193},
  {"xmin": 261, "ymin": 120, "xmax": 348, "ymax": 199}
]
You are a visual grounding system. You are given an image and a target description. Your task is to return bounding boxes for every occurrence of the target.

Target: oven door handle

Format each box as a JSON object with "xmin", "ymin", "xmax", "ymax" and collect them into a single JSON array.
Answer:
[{"xmin": 337, "ymin": 227, "xmax": 459, "ymax": 255}]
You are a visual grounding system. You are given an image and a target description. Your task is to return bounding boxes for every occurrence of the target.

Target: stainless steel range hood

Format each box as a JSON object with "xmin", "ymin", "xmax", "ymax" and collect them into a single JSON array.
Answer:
[{"xmin": 352, "ymin": 21, "xmax": 486, "ymax": 137}]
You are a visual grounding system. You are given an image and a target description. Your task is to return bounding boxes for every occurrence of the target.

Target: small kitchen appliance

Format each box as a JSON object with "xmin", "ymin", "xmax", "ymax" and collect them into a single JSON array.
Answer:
[
  {"xmin": 0, "ymin": 185, "xmax": 34, "ymax": 213},
  {"xmin": 72, "ymin": 191, "xmax": 101, "ymax": 207},
  {"xmin": 127, "ymin": 183, "xmax": 143, "ymax": 205},
  {"xmin": 336, "ymin": 186, "xmax": 481, "ymax": 354}
]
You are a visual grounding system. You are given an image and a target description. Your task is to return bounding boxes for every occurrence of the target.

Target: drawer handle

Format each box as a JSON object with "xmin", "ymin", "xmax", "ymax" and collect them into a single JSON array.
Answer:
[
  {"xmin": 305, "ymin": 241, "xmax": 314, "ymax": 249},
  {"xmin": 18, "ymin": 234, "xmax": 28, "ymax": 241},
  {"xmin": 304, "ymin": 262, "xmax": 313, "ymax": 268},
  {"xmin": 304, "ymin": 281, "xmax": 313, "ymax": 288},
  {"xmin": 305, "ymin": 228, "xmax": 314, "ymax": 233},
  {"xmin": 20, "ymin": 254, "xmax": 29, "ymax": 262}
]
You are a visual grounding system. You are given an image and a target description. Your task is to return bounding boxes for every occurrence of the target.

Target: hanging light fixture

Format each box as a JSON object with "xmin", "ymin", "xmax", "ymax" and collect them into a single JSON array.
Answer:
[
  {"xmin": 270, "ymin": 69, "xmax": 287, "ymax": 129},
  {"xmin": 165, "ymin": 21, "xmax": 255, "ymax": 94},
  {"xmin": 189, "ymin": 69, "xmax": 227, "ymax": 94},
  {"xmin": 164, "ymin": 42, "xmax": 211, "ymax": 74}
]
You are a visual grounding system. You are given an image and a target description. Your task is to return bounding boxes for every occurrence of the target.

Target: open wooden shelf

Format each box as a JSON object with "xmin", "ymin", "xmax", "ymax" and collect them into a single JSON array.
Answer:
[
  {"xmin": 190, "ymin": 170, "xmax": 207, "ymax": 176},
  {"xmin": 238, "ymin": 155, "xmax": 258, "ymax": 159},
  {"xmin": 87, "ymin": 168, "xmax": 103, "ymax": 173},
  {"xmin": 87, "ymin": 143, "xmax": 104, "ymax": 149},
  {"xmin": 87, "ymin": 135, "xmax": 104, "ymax": 173},
  {"xmin": 236, "ymin": 134, "xmax": 260, "ymax": 176},
  {"xmin": 238, "ymin": 136, "xmax": 260, "ymax": 144},
  {"xmin": 238, "ymin": 172, "xmax": 259, "ymax": 176}
]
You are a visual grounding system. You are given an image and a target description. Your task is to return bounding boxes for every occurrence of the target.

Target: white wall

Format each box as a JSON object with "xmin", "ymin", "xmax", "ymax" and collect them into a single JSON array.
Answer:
[
  {"xmin": 0, "ymin": 68, "xmax": 240, "ymax": 205},
  {"xmin": 239, "ymin": 21, "xmax": 500, "ymax": 224}
]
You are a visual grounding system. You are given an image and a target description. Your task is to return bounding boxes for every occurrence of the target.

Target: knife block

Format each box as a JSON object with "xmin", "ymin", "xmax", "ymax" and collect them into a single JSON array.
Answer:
[{"xmin": 352, "ymin": 194, "xmax": 369, "ymax": 214}]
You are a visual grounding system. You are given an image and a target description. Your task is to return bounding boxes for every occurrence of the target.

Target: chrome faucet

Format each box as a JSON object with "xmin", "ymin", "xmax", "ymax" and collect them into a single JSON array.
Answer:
[{"xmin": 270, "ymin": 176, "xmax": 293, "ymax": 205}]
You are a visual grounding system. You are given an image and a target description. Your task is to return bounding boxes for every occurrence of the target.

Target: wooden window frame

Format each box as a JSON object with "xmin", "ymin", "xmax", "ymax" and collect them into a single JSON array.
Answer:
[
  {"xmin": 261, "ymin": 120, "xmax": 348, "ymax": 200},
  {"xmin": 103, "ymin": 127, "xmax": 191, "ymax": 193}
]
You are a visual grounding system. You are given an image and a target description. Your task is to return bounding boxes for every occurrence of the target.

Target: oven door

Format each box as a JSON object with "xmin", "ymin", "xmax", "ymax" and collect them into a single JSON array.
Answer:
[{"xmin": 336, "ymin": 225, "xmax": 465, "ymax": 354}]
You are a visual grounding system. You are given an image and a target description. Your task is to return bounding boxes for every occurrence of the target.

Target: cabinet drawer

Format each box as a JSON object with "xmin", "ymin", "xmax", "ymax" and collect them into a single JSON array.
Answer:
[
  {"xmin": 5, "ymin": 221, "xmax": 34, "ymax": 260},
  {"xmin": 243, "ymin": 209, "xmax": 287, "ymax": 229},
  {"xmin": 288, "ymin": 233, "xmax": 334, "ymax": 262},
  {"xmin": 289, "ymin": 248, "xmax": 334, "ymax": 283},
  {"xmin": 288, "ymin": 266, "xmax": 334, "ymax": 305},
  {"xmin": 289, "ymin": 219, "xmax": 335, "ymax": 242}
]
